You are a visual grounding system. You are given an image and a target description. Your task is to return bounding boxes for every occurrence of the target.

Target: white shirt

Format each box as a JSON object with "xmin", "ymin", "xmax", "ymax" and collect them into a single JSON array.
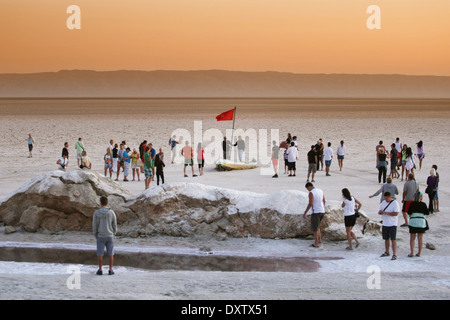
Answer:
[
  {"xmin": 343, "ymin": 197, "xmax": 356, "ymax": 216},
  {"xmin": 323, "ymin": 147, "xmax": 333, "ymax": 161},
  {"xmin": 337, "ymin": 144, "xmax": 346, "ymax": 156},
  {"xmin": 310, "ymin": 188, "xmax": 325, "ymax": 214},
  {"xmin": 379, "ymin": 199, "xmax": 400, "ymax": 227},
  {"xmin": 286, "ymin": 146, "xmax": 298, "ymax": 162},
  {"xmin": 58, "ymin": 157, "xmax": 68, "ymax": 170},
  {"xmin": 405, "ymin": 155, "xmax": 415, "ymax": 171}
]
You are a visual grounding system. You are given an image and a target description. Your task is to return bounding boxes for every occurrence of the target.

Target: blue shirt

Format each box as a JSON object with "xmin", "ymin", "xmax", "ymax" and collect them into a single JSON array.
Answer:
[{"xmin": 123, "ymin": 151, "xmax": 131, "ymax": 163}]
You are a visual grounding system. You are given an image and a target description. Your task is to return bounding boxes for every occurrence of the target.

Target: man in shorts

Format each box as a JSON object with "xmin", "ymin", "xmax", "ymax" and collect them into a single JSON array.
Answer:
[
  {"xmin": 402, "ymin": 173, "xmax": 418, "ymax": 227},
  {"xmin": 181, "ymin": 141, "xmax": 197, "ymax": 177},
  {"xmin": 316, "ymin": 139, "xmax": 324, "ymax": 171},
  {"xmin": 307, "ymin": 145, "xmax": 318, "ymax": 182},
  {"xmin": 323, "ymin": 142, "xmax": 333, "ymax": 176},
  {"xmin": 303, "ymin": 182, "xmax": 326, "ymax": 248},
  {"xmin": 75, "ymin": 137, "xmax": 85, "ymax": 167},
  {"xmin": 286, "ymin": 141, "xmax": 298, "ymax": 177},
  {"xmin": 93, "ymin": 196, "xmax": 117, "ymax": 275},
  {"xmin": 379, "ymin": 192, "xmax": 400, "ymax": 260}
]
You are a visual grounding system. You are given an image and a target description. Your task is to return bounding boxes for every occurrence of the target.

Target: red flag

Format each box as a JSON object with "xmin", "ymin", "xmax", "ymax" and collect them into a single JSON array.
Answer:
[{"xmin": 216, "ymin": 108, "xmax": 235, "ymax": 121}]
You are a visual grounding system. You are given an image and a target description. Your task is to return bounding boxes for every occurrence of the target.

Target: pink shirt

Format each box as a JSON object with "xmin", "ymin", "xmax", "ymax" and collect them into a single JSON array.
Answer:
[{"xmin": 182, "ymin": 146, "xmax": 193, "ymax": 159}]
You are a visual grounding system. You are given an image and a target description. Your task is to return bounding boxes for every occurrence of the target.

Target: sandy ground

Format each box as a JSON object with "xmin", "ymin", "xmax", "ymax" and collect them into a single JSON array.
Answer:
[{"xmin": 0, "ymin": 98, "xmax": 449, "ymax": 300}]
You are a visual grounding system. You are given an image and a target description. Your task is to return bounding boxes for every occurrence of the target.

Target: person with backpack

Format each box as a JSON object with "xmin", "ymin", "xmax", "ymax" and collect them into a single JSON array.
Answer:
[
  {"xmin": 426, "ymin": 168, "xmax": 439, "ymax": 213},
  {"xmin": 376, "ymin": 147, "xmax": 388, "ymax": 184},
  {"xmin": 169, "ymin": 135, "xmax": 179, "ymax": 164}
]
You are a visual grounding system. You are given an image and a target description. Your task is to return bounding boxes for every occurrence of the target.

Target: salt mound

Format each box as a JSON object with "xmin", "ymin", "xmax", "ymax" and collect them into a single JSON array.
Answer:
[{"xmin": 0, "ymin": 170, "xmax": 379, "ymax": 240}]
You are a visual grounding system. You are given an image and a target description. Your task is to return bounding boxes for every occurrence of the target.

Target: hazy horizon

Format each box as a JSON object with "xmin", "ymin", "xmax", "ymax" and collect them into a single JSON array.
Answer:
[
  {"xmin": 1, "ymin": 70, "xmax": 450, "ymax": 98},
  {"xmin": 2, "ymin": 69, "xmax": 450, "ymax": 78}
]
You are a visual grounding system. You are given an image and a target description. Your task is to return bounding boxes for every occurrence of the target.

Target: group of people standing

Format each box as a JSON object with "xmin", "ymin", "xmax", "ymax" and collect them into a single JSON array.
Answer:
[
  {"xmin": 299, "ymin": 135, "xmax": 437, "ymax": 260},
  {"xmin": 375, "ymin": 188, "xmax": 432, "ymax": 260},
  {"xmin": 169, "ymin": 135, "xmax": 205, "ymax": 178},
  {"xmin": 24, "ymin": 131, "xmax": 441, "ymax": 272},
  {"xmin": 306, "ymin": 179, "xmax": 434, "ymax": 259},
  {"xmin": 371, "ymin": 138, "xmax": 437, "ymax": 258},
  {"xmin": 107, "ymin": 137, "xmax": 205, "ymax": 189},
  {"xmin": 375, "ymin": 138, "xmax": 425, "ymax": 184},
  {"xmin": 221, "ymin": 136, "xmax": 246, "ymax": 162},
  {"xmin": 137, "ymin": 140, "xmax": 166, "ymax": 189},
  {"xmin": 104, "ymin": 139, "xmax": 170, "ymax": 189},
  {"xmin": 57, "ymin": 137, "xmax": 91, "ymax": 171},
  {"xmin": 279, "ymin": 134, "xmax": 346, "ymax": 181},
  {"xmin": 302, "ymin": 182, "xmax": 361, "ymax": 251},
  {"xmin": 55, "ymin": 137, "xmax": 167, "ymax": 190},
  {"xmin": 53, "ymin": 135, "xmax": 205, "ymax": 191}
]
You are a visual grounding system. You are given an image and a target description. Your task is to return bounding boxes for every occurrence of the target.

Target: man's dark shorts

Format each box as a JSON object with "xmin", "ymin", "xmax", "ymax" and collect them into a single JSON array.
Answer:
[
  {"xmin": 382, "ymin": 226, "xmax": 397, "ymax": 241},
  {"xmin": 311, "ymin": 213, "xmax": 325, "ymax": 232}
]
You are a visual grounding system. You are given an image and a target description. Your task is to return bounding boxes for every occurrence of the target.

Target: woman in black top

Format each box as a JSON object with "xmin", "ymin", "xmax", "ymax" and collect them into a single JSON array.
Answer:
[{"xmin": 407, "ymin": 191, "xmax": 429, "ymax": 257}]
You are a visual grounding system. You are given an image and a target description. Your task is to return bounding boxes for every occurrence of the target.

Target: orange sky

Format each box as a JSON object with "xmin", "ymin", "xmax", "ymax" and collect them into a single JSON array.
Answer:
[{"xmin": 1, "ymin": 0, "xmax": 449, "ymax": 75}]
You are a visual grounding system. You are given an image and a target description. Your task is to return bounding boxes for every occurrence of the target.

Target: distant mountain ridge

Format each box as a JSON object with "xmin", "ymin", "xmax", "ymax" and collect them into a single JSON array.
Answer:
[{"xmin": 1, "ymin": 70, "xmax": 449, "ymax": 98}]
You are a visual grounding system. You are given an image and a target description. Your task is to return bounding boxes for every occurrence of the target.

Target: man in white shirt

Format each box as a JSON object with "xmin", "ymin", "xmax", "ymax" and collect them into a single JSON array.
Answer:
[
  {"xmin": 323, "ymin": 142, "xmax": 333, "ymax": 176},
  {"xmin": 286, "ymin": 141, "xmax": 298, "ymax": 177},
  {"xmin": 303, "ymin": 182, "xmax": 326, "ymax": 248},
  {"xmin": 292, "ymin": 136, "xmax": 298, "ymax": 149},
  {"xmin": 378, "ymin": 192, "xmax": 400, "ymax": 260}
]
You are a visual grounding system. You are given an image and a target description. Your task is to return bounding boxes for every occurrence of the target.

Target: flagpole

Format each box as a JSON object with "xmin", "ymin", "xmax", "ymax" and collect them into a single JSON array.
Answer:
[{"xmin": 230, "ymin": 106, "xmax": 237, "ymax": 147}]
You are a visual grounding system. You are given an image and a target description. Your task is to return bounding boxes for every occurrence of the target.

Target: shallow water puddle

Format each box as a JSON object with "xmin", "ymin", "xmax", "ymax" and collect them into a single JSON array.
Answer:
[{"xmin": 0, "ymin": 246, "xmax": 342, "ymax": 272}]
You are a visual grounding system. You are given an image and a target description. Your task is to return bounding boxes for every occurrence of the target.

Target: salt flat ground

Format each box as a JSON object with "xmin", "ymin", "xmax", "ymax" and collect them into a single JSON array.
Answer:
[{"xmin": 0, "ymin": 98, "xmax": 449, "ymax": 300}]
